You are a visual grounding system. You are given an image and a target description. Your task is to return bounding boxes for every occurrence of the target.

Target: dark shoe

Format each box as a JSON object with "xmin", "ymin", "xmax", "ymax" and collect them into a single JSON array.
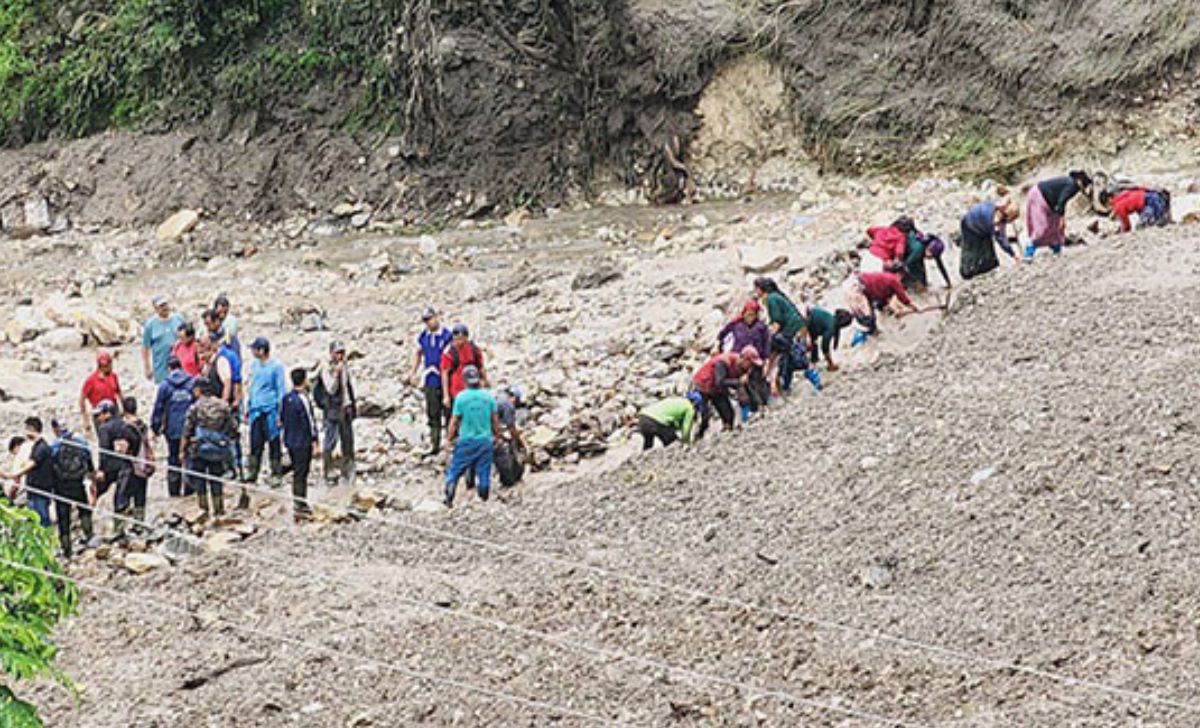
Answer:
[{"xmin": 236, "ymin": 489, "xmax": 251, "ymax": 511}]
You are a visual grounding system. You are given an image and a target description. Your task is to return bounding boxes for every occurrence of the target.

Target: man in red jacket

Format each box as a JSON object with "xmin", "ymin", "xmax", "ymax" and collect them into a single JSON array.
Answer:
[{"xmin": 691, "ymin": 346, "xmax": 761, "ymax": 439}]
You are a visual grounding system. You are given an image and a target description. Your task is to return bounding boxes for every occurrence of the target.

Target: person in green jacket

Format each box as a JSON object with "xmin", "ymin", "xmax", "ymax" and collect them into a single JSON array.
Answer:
[
  {"xmin": 803, "ymin": 305, "xmax": 853, "ymax": 372},
  {"xmin": 753, "ymin": 277, "xmax": 805, "ymax": 395},
  {"xmin": 637, "ymin": 393, "xmax": 702, "ymax": 450}
]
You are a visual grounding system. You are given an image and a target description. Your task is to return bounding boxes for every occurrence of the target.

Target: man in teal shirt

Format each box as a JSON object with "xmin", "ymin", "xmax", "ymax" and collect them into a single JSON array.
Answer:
[
  {"xmin": 246, "ymin": 337, "xmax": 288, "ymax": 489},
  {"xmin": 142, "ymin": 294, "xmax": 186, "ymax": 384},
  {"xmin": 444, "ymin": 365, "xmax": 500, "ymax": 508}
]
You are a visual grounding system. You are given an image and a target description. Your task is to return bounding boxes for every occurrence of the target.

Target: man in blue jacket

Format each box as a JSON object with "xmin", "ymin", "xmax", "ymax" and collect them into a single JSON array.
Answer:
[
  {"xmin": 281, "ymin": 367, "xmax": 319, "ymax": 522},
  {"xmin": 246, "ymin": 337, "xmax": 287, "ymax": 497},
  {"xmin": 151, "ymin": 355, "xmax": 195, "ymax": 497}
]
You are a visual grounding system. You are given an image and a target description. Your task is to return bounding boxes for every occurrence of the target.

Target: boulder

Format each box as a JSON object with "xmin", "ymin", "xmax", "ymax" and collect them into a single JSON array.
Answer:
[
  {"xmin": 4, "ymin": 306, "xmax": 52, "ymax": 344},
  {"xmin": 156, "ymin": 209, "xmax": 200, "ymax": 241},
  {"xmin": 417, "ymin": 235, "xmax": 439, "ymax": 257},
  {"xmin": 571, "ymin": 259, "xmax": 623, "ymax": 290},
  {"xmin": 40, "ymin": 327, "xmax": 84, "ymax": 351},
  {"xmin": 738, "ymin": 245, "xmax": 789, "ymax": 274},
  {"xmin": 23, "ymin": 196, "xmax": 52, "ymax": 231},
  {"xmin": 203, "ymin": 531, "xmax": 242, "ymax": 553},
  {"xmin": 123, "ymin": 552, "xmax": 170, "ymax": 574}
]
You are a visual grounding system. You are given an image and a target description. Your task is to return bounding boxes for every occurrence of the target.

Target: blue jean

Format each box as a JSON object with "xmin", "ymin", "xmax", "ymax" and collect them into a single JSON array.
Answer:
[
  {"xmin": 28, "ymin": 491, "xmax": 51, "ymax": 528},
  {"xmin": 445, "ymin": 438, "xmax": 493, "ymax": 503}
]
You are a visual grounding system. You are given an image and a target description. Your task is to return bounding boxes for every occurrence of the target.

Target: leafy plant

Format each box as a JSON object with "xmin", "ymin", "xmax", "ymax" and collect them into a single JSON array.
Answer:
[{"xmin": 0, "ymin": 502, "xmax": 78, "ymax": 727}]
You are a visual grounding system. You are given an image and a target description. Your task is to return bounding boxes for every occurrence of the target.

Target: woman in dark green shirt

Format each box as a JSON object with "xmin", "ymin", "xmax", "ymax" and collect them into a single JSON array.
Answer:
[{"xmin": 753, "ymin": 277, "xmax": 805, "ymax": 395}]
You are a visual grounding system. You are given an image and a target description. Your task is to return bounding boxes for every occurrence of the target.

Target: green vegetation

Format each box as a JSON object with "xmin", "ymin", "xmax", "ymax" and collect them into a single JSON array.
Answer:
[
  {"xmin": 0, "ymin": 0, "xmax": 435, "ymax": 144},
  {"xmin": 0, "ymin": 502, "xmax": 78, "ymax": 726},
  {"xmin": 936, "ymin": 123, "xmax": 995, "ymax": 167}
]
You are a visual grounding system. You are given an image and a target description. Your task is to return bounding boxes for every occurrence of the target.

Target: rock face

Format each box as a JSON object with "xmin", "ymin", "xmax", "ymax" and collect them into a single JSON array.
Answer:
[{"xmin": 157, "ymin": 209, "xmax": 200, "ymax": 241}]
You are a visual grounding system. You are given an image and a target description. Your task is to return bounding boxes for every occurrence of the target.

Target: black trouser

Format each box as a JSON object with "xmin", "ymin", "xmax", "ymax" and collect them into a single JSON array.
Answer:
[
  {"xmin": 54, "ymin": 479, "xmax": 91, "ymax": 556},
  {"xmin": 249, "ymin": 415, "xmax": 282, "ymax": 463},
  {"xmin": 638, "ymin": 415, "xmax": 678, "ymax": 450},
  {"xmin": 738, "ymin": 366, "xmax": 770, "ymax": 412},
  {"xmin": 192, "ymin": 458, "xmax": 226, "ymax": 501},
  {"xmin": 696, "ymin": 391, "xmax": 735, "ymax": 439},
  {"xmin": 288, "ymin": 446, "xmax": 312, "ymax": 516},
  {"xmin": 114, "ymin": 469, "xmax": 147, "ymax": 511},
  {"xmin": 424, "ymin": 385, "xmax": 449, "ymax": 453},
  {"xmin": 166, "ymin": 437, "xmax": 191, "ymax": 496}
]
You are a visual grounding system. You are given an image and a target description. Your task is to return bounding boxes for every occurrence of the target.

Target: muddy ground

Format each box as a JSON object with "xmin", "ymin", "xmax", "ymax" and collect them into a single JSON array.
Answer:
[{"xmin": 8, "ymin": 177, "xmax": 1198, "ymax": 726}]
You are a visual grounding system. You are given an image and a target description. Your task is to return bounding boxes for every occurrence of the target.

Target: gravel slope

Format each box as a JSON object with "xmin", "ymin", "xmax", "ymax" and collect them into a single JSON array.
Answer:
[{"xmin": 30, "ymin": 224, "xmax": 1200, "ymax": 727}]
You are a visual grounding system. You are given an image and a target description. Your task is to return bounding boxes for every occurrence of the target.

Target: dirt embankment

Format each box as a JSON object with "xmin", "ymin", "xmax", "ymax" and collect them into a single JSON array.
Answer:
[{"xmin": 2, "ymin": 1, "xmax": 1199, "ymax": 230}]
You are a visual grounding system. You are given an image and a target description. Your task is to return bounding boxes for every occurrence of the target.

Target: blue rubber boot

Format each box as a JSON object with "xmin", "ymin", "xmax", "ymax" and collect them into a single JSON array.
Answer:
[
  {"xmin": 851, "ymin": 330, "xmax": 869, "ymax": 348},
  {"xmin": 804, "ymin": 368, "xmax": 822, "ymax": 394},
  {"xmin": 1023, "ymin": 243, "xmax": 1037, "ymax": 260},
  {"xmin": 739, "ymin": 404, "xmax": 752, "ymax": 423}
]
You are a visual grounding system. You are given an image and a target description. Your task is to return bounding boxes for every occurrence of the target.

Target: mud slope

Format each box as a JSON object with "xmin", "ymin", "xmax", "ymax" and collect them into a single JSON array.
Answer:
[{"xmin": 31, "ymin": 226, "xmax": 1200, "ymax": 726}]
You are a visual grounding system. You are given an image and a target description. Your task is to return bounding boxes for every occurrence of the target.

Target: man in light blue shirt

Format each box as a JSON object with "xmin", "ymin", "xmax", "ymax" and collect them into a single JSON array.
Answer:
[
  {"xmin": 444, "ymin": 365, "xmax": 500, "ymax": 508},
  {"xmin": 246, "ymin": 337, "xmax": 288, "ymax": 488},
  {"xmin": 142, "ymin": 294, "xmax": 185, "ymax": 384}
]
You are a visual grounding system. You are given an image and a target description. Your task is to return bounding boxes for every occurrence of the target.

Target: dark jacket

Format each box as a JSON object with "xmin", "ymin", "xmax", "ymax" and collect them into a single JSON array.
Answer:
[
  {"xmin": 281, "ymin": 390, "xmax": 318, "ymax": 453},
  {"xmin": 1038, "ymin": 176, "xmax": 1080, "ymax": 215},
  {"xmin": 152, "ymin": 370, "xmax": 195, "ymax": 441}
]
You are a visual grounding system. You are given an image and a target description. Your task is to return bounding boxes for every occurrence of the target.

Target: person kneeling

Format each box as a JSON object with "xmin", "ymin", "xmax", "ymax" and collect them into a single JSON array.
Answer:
[
  {"xmin": 638, "ymin": 392, "xmax": 702, "ymax": 450},
  {"xmin": 444, "ymin": 366, "xmax": 500, "ymax": 508}
]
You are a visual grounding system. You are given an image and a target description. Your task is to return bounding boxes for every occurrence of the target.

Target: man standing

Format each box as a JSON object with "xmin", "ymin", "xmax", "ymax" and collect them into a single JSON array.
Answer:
[
  {"xmin": 444, "ymin": 366, "xmax": 500, "ymax": 508},
  {"xmin": 50, "ymin": 420, "xmax": 95, "ymax": 556},
  {"xmin": 213, "ymin": 294, "xmax": 241, "ymax": 352},
  {"xmin": 409, "ymin": 307, "xmax": 453, "ymax": 456},
  {"xmin": 115, "ymin": 397, "xmax": 150, "ymax": 538},
  {"xmin": 151, "ymin": 355, "xmax": 195, "ymax": 497},
  {"xmin": 80, "ymin": 352, "xmax": 123, "ymax": 436},
  {"xmin": 172, "ymin": 322, "xmax": 202, "ymax": 377},
  {"xmin": 440, "ymin": 324, "xmax": 488, "ymax": 411},
  {"xmin": 246, "ymin": 337, "xmax": 287, "ymax": 490},
  {"xmin": 315, "ymin": 340, "xmax": 356, "ymax": 487},
  {"xmin": 281, "ymin": 368, "xmax": 319, "ymax": 522},
  {"xmin": 142, "ymin": 295, "xmax": 185, "ymax": 384},
  {"xmin": 94, "ymin": 400, "xmax": 134, "ymax": 540},
  {"xmin": 181, "ymin": 377, "xmax": 238, "ymax": 521},
  {"xmin": 9, "ymin": 417, "xmax": 55, "ymax": 529}
]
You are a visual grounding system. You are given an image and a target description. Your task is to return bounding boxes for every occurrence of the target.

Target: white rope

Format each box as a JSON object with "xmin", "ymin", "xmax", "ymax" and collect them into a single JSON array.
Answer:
[
  {"xmin": 58, "ymin": 437, "xmax": 1200, "ymax": 715},
  {"xmin": 19, "ymin": 481, "xmax": 931, "ymax": 728},
  {"xmin": 0, "ymin": 558, "xmax": 629, "ymax": 727}
]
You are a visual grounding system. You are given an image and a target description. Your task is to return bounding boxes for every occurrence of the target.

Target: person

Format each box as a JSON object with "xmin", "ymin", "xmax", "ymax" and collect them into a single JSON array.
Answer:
[
  {"xmin": 151, "ymin": 355, "xmax": 195, "ymax": 497},
  {"xmin": 281, "ymin": 368, "xmax": 319, "ymax": 522},
  {"xmin": 638, "ymin": 392, "xmax": 702, "ymax": 450},
  {"xmin": 115, "ymin": 397, "xmax": 150, "ymax": 538},
  {"xmin": 49, "ymin": 420, "xmax": 94, "ymax": 556},
  {"xmin": 314, "ymin": 340, "xmax": 356, "ymax": 487},
  {"xmin": 181, "ymin": 376, "xmax": 238, "ymax": 520},
  {"xmin": 863, "ymin": 217, "xmax": 916, "ymax": 273},
  {"xmin": 213, "ymin": 294, "xmax": 241, "ymax": 352},
  {"xmin": 443, "ymin": 366, "xmax": 501, "ymax": 508},
  {"xmin": 7, "ymin": 418, "xmax": 54, "ymax": 529},
  {"xmin": 1025, "ymin": 171, "xmax": 1092, "ymax": 259},
  {"xmin": 803, "ymin": 305, "xmax": 853, "ymax": 372},
  {"xmin": 843, "ymin": 272, "xmax": 920, "ymax": 346},
  {"xmin": 2, "ymin": 436, "xmax": 25, "ymax": 502},
  {"xmin": 752, "ymin": 278, "xmax": 806, "ymax": 395},
  {"xmin": 206, "ymin": 325, "xmax": 244, "ymax": 480},
  {"xmin": 246, "ymin": 337, "xmax": 287, "ymax": 493},
  {"xmin": 692, "ymin": 347, "xmax": 760, "ymax": 439},
  {"xmin": 94, "ymin": 400, "xmax": 133, "ymax": 537},
  {"xmin": 172, "ymin": 321, "xmax": 202, "ymax": 377},
  {"xmin": 1102, "ymin": 187, "xmax": 1172, "ymax": 232},
  {"xmin": 901, "ymin": 232, "xmax": 952, "ymax": 292},
  {"xmin": 716, "ymin": 300, "xmax": 771, "ymax": 419},
  {"xmin": 141, "ymin": 294, "xmax": 185, "ymax": 384},
  {"xmin": 80, "ymin": 352, "xmax": 123, "ymax": 437},
  {"xmin": 960, "ymin": 198, "xmax": 1021, "ymax": 280},
  {"xmin": 492, "ymin": 385, "xmax": 528, "ymax": 488},
  {"xmin": 441, "ymin": 323, "xmax": 488, "ymax": 410},
  {"xmin": 409, "ymin": 307, "xmax": 453, "ymax": 455}
]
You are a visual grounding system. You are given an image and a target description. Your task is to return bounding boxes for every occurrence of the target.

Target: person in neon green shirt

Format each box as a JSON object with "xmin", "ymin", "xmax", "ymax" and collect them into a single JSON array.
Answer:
[{"xmin": 637, "ymin": 393, "xmax": 702, "ymax": 450}]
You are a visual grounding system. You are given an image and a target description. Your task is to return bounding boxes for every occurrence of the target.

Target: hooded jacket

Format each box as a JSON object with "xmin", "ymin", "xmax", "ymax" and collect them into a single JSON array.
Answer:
[{"xmin": 152, "ymin": 370, "xmax": 196, "ymax": 441}]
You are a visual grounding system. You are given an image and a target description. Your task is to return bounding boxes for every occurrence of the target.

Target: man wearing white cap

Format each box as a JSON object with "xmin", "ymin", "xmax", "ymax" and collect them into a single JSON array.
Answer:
[{"xmin": 142, "ymin": 294, "xmax": 185, "ymax": 385}]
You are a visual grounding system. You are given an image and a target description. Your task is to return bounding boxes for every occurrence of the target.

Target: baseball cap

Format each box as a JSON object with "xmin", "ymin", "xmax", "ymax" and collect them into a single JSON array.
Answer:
[
  {"xmin": 167, "ymin": 355, "xmax": 182, "ymax": 369},
  {"xmin": 96, "ymin": 400, "xmax": 116, "ymax": 415},
  {"xmin": 329, "ymin": 340, "xmax": 346, "ymax": 353},
  {"xmin": 152, "ymin": 294, "xmax": 169, "ymax": 307},
  {"xmin": 505, "ymin": 384, "xmax": 525, "ymax": 405},
  {"xmin": 462, "ymin": 365, "xmax": 481, "ymax": 386},
  {"xmin": 250, "ymin": 336, "xmax": 270, "ymax": 352},
  {"xmin": 452, "ymin": 323, "xmax": 469, "ymax": 337},
  {"xmin": 739, "ymin": 345, "xmax": 763, "ymax": 367},
  {"xmin": 421, "ymin": 307, "xmax": 438, "ymax": 321},
  {"xmin": 96, "ymin": 351, "xmax": 113, "ymax": 366}
]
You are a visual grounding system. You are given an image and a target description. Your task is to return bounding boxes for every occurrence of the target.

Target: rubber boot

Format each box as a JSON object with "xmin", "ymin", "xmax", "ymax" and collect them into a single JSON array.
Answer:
[
  {"xmin": 341, "ymin": 456, "xmax": 356, "ymax": 489},
  {"xmin": 269, "ymin": 456, "xmax": 283, "ymax": 488},
  {"xmin": 805, "ymin": 368, "xmax": 823, "ymax": 394},
  {"xmin": 851, "ymin": 330, "xmax": 869, "ymax": 348},
  {"xmin": 79, "ymin": 512, "xmax": 94, "ymax": 542},
  {"xmin": 430, "ymin": 425, "xmax": 442, "ymax": 456},
  {"xmin": 237, "ymin": 487, "xmax": 251, "ymax": 511},
  {"xmin": 212, "ymin": 490, "xmax": 226, "ymax": 517},
  {"xmin": 1023, "ymin": 243, "xmax": 1036, "ymax": 260},
  {"xmin": 739, "ymin": 404, "xmax": 752, "ymax": 423},
  {"xmin": 111, "ymin": 511, "xmax": 127, "ymax": 541},
  {"xmin": 323, "ymin": 452, "xmax": 339, "ymax": 486},
  {"xmin": 245, "ymin": 455, "xmax": 262, "ymax": 484},
  {"xmin": 133, "ymin": 506, "xmax": 147, "ymax": 536}
]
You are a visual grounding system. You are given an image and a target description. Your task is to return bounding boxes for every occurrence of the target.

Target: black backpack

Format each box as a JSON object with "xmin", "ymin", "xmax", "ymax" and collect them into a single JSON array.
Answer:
[
  {"xmin": 494, "ymin": 439, "xmax": 524, "ymax": 487},
  {"xmin": 54, "ymin": 438, "xmax": 91, "ymax": 481}
]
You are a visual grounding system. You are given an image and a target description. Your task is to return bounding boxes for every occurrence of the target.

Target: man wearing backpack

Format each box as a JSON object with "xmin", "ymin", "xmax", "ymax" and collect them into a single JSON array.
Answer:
[
  {"xmin": 314, "ymin": 340, "xmax": 356, "ymax": 487},
  {"xmin": 181, "ymin": 376, "xmax": 238, "ymax": 520},
  {"xmin": 408, "ymin": 307, "xmax": 453, "ymax": 456},
  {"xmin": 50, "ymin": 420, "xmax": 95, "ymax": 556},
  {"xmin": 94, "ymin": 400, "xmax": 132, "ymax": 538},
  {"xmin": 152, "ymin": 355, "xmax": 195, "ymax": 497},
  {"xmin": 114, "ymin": 397, "xmax": 151, "ymax": 538},
  {"xmin": 440, "ymin": 324, "xmax": 488, "ymax": 411}
]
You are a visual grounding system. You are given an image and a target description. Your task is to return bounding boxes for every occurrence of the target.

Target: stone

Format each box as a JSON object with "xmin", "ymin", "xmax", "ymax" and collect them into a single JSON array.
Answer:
[
  {"xmin": 860, "ymin": 456, "xmax": 880, "ymax": 471},
  {"xmin": 5, "ymin": 306, "xmax": 51, "ymax": 344},
  {"xmin": 332, "ymin": 202, "xmax": 359, "ymax": 217},
  {"xmin": 351, "ymin": 487, "xmax": 391, "ymax": 511},
  {"xmin": 413, "ymin": 499, "xmax": 446, "ymax": 513},
  {"xmin": 417, "ymin": 235, "xmax": 439, "ymax": 257},
  {"xmin": 504, "ymin": 208, "xmax": 531, "ymax": 228},
  {"xmin": 156, "ymin": 209, "xmax": 200, "ymax": 241},
  {"xmin": 969, "ymin": 466, "xmax": 996, "ymax": 486},
  {"xmin": 23, "ymin": 196, "xmax": 51, "ymax": 231},
  {"xmin": 40, "ymin": 327, "xmax": 83, "ymax": 351},
  {"xmin": 571, "ymin": 259, "xmax": 623, "ymax": 290},
  {"xmin": 123, "ymin": 552, "xmax": 169, "ymax": 574},
  {"xmin": 308, "ymin": 218, "xmax": 343, "ymax": 237},
  {"xmin": 863, "ymin": 564, "xmax": 894, "ymax": 590},
  {"xmin": 350, "ymin": 212, "xmax": 372, "ymax": 229},
  {"xmin": 203, "ymin": 531, "xmax": 242, "ymax": 553},
  {"xmin": 160, "ymin": 534, "xmax": 203, "ymax": 560},
  {"xmin": 738, "ymin": 245, "xmax": 789, "ymax": 274}
]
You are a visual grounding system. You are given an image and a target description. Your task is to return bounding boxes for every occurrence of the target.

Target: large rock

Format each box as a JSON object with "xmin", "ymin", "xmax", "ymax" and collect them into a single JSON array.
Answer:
[
  {"xmin": 43, "ymin": 297, "xmax": 136, "ymax": 345},
  {"xmin": 40, "ymin": 327, "xmax": 84, "ymax": 351},
  {"xmin": 737, "ymin": 245, "xmax": 789, "ymax": 274},
  {"xmin": 571, "ymin": 259, "xmax": 623, "ymax": 290},
  {"xmin": 123, "ymin": 552, "xmax": 170, "ymax": 574},
  {"xmin": 156, "ymin": 209, "xmax": 200, "ymax": 241},
  {"xmin": 4, "ymin": 306, "xmax": 52, "ymax": 344}
]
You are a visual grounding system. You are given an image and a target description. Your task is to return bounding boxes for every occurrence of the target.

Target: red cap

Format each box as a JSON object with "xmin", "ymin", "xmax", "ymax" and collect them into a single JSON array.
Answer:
[
  {"xmin": 96, "ymin": 351, "xmax": 113, "ymax": 366},
  {"xmin": 741, "ymin": 299, "xmax": 761, "ymax": 316},
  {"xmin": 739, "ymin": 345, "xmax": 763, "ymax": 367}
]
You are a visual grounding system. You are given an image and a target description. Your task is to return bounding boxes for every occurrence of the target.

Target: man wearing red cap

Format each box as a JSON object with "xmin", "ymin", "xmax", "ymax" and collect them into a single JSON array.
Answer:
[
  {"xmin": 80, "ymin": 352, "xmax": 123, "ymax": 436},
  {"xmin": 691, "ymin": 346, "xmax": 760, "ymax": 438}
]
